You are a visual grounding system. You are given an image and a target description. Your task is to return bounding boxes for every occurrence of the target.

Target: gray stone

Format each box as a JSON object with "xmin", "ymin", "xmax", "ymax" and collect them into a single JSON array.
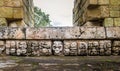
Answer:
[{"xmin": 52, "ymin": 41, "xmax": 63, "ymax": 56}]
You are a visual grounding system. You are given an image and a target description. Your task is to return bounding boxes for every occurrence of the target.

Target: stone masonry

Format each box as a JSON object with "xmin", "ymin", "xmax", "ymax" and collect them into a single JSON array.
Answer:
[
  {"xmin": 73, "ymin": 0, "xmax": 120, "ymax": 26},
  {"xmin": 0, "ymin": 27, "xmax": 119, "ymax": 56},
  {"xmin": 0, "ymin": 0, "xmax": 34, "ymax": 27},
  {"xmin": 0, "ymin": 0, "xmax": 120, "ymax": 56}
]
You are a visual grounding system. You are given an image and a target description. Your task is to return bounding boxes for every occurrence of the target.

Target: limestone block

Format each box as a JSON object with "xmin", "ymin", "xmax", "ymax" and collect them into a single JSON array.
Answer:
[
  {"xmin": 98, "ymin": 0, "xmax": 109, "ymax": 5},
  {"xmin": 52, "ymin": 41, "xmax": 63, "ymax": 56},
  {"xmin": 100, "ymin": 6, "xmax": 109, "ymax": 18},
  {"xmin": 104, "ymin": 18, "xmax": 114, "ymax": 27},
  {"xmin": 110, "ymin": 11, "xmax": 120, "ymax": 17},
  {"xmin": 88, "ymin": 0, "xmax": 98, "ymax": 5},
  {"xmin": 88, "ymin": 41, "xmax": 99, "ymax": 56},
  {"xmin": 4, "ymin": 0, "xmax": 22, "ymax": 7},
  {"xmin": 78, "ymin": 41, "xmax": 88, "ymax": 55},
  {"xmin": 0, "ymin": 18, "xmax": 7, "ymax": 26},
  {"xmin": 0, "ymin": 41, "xmax": 5, "ymax": 54},
  {"xmin": 114, "ymin": 18, "xmax": 120, "ymax": 26},
  {"xmin": 0, "ymin": 7, "xmax": 13, "ymax": 18},
  {"xmin": 109, "ymin": 5, "xmax": 120, "ymax": 11},
  {"xmin": 64, "ymin": 41, "xmax": 78, "ymax": 56},
  {"xmin": 13, "ymin": 8, "xmax": 24, "ymax": 19},
  {"xmin": 0, "ymin": 0, "xmax": 4, "ymax": 6},
  {"xmin": 50, "ymin": 28, "xmax": 64, "ymax": 39},
  {"xmin": 16, "ymin": 41, "xmax": 27, "ymax": 56},
  {"xmin": 99, "ymin": 40, "xmax": 111, "ymax": 55},
  {"xmin": 96, "ymin": 27, "xmax": 106, "ymax": 39},
  {"xmin": 79, "ymin": 27, "xmax": 96, "ymax": 39},
  {"xmin": 113, "ymin": 41, "xmax": 120, "ymax": 47},
  {"xmin": 106, "ymin": 27, "xmax": 120, "ymax": 39},
  {"xmin": 8, "ymin": 28, "xmax": 25, "ymax": 39},
  {"xmin": 9, "ymin": 20, "xmax": 26, "ymax": 27},
  {"xmin": 110, "ymin": 0, "xmax": 120, "ymax": 5},
  {"xmin": 86, "ymin": 7, "xmax": 101, "ymax": 20},
  {"xmin": 63, "ymin": 27, "xmax": 80, "ymax": 39},
  {"xmin": 26, "ymin": 28, "xmax": 52, "ymax": 39},
  {"xmin": 38, "ymin": 41, "xmax": 52, "ymax": 56}
]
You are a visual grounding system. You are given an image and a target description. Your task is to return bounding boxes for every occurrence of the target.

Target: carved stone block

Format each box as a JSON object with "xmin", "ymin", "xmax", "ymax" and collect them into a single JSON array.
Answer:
[
  {"xmin": 99, "ymin": 40, "xmax": 111, "ymax": 56},
  {"xmin": 0, "ymin": 41, "xmax": 5, "ymax": 54},
  {"xmin": 78, "ymin": 41, "xmax": 88, "ymax": 55},
  {"xmin": 16, "ymin": 41, "xmax": 27, "ymax": 56},
  {"xmin": 38, "ymin": 41, "xmax": 52, "ymax": 56},
  {"xmin": 88, "ymin": 41, "xmax": 99, "ymax": 56},
  {"xmin": 52, "ymin": 41, "xmax": 63, "ymax": 56},
  {"xmin": 64, "ymin": 41, "xmax": 78, "ymax": 56}
]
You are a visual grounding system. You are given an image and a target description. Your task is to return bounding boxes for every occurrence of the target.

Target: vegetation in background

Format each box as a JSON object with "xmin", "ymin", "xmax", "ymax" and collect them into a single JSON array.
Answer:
[{"xmin": 34, "ymin": 6, "xmax": 51, "ymax": 27}]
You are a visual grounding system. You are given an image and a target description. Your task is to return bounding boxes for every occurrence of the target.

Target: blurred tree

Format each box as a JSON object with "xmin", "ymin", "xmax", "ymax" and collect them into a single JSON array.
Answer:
[{"xmin": 34, "ymin": 6, "xmax": 51, "ymax": 27}]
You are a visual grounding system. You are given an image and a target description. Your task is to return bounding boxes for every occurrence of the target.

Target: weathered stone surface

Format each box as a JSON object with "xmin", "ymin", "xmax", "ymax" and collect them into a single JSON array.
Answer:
[
  {"xmin": 64, "ymin": 41, "xmax": 78, "ymax": 56},
  {"xmin": 26, "ymin": 28, "xmax": 52, "ymax": 39},
  {"xmin": 8, "ymin": 28, "xmax": 25, "ymax": 39},
  {"xmin": 63, "ymin": 27, "xmax": 80, "ymax": 39},
  {"xmin": 0, "ymin": 18, "xmax": 7, "ymax": 26},
  {"xmin": 52, "ymin": 41, "xmax": 63, "ymax": 56},
  {"xmin": 113, "ymin": 41, "xmax": 120, "ymax": 47},
  {"xmin": 99, "ymin": 40, "xmax": 111, "ymax": 55},
  {"xmin": 0, "ymin": 7, "xmax": 13, "ymax": 18},
  {"xmin": 104, "ymin": 18, "xmax": 114, "ymax": 27},
  {"xmin": 78, "ymin": 41, "xmax": 88, "ymax": 55},
  {"xmin": 106, "ymin": 27, "xmax": 120, "ymax": 39},
  {"xmin": 13, "ymin": 8, "xmax": 23, "ymax": 19},
  {"xmin": 16, "ymin": 41, "xmax": 27, "ymax": 56},
  {"xmin": 0, "ymin": 41, "xmax": 5, "ymax": 54},
  {"xmin": 88, "ymin": 41, "xmax": 99, "ymax": 56}
]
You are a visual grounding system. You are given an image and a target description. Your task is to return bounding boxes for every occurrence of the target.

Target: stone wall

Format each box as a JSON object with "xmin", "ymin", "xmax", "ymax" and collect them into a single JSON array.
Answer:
[
  {"xmin": 0, "ymin": 27, "xmax": 120, "ymax": 56},
  {"xmin": 0, "ymin": 0, "xmax": 34, "ymax": 27},
  {"xmin": 73, "ymin": 0, "xmax": 120, "ymax": 26}
]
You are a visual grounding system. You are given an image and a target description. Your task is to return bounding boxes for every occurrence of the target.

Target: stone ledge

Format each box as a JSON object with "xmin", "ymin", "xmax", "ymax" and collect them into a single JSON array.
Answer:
[{"xmin": 0, "ymin": 27, "xmax": 120, "ymax": 39}]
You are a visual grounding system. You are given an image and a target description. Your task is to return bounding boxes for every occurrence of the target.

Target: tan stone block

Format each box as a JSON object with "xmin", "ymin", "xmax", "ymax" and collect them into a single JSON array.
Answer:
[
  {"xmin": 114, "ymin": 18, "xmax": 120, "ymax": 26},
  {"xmin": 98, "ymin": 0, "xmax": 109, "ymax": 5},
  {"xmin": 87, "ymin": 7, "xmax": 101, "ymax": 20},
  {"xmin": 110, "ymin": 11, "xmax": 120, "ymax": 17},
  {"xmin": 4, "ymin": 0, "xmax": 22, "ymax": 7},
  {"xmin": 13, "ymin": 8, "xmax": 24, "ymax": 19},
  {"xmin": 109, "ymin": 5, "xmax": 120, "ymax": 11},
  {"xmin": 104, "ymin": 18, "xmax": 114, "ymax": 27},
  {"xmin": 113, "ymin": 41, "xmax": 120, "ymax": 47},
  {"xmin": 89, "ymin": 0, "xmax": 98, "ymax": 5},
  {"xmin": 0, "ymin": 18, "xmax": 7, "ymax": 26},
  {"xmin": 0, "ymin": 7, "xmax": 13, "ymax": 18},
  {"xmin": 110, "ymin": 0, "xmax": 120, "ymax": 5},
  {"xmin": 0, "ymin": 0, "xmax": 4, "ymax": 6},
  {"xmin": 100, "ymin": 6, "xmax": 109, "ymax": 18}
]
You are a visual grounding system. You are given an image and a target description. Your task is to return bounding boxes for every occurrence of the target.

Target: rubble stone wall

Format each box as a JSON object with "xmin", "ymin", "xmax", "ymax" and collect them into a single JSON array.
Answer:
[
  {"xmin": 0, "ymin": 0, "xmax": 34, "ymax": 27},
  {"xmin": 0, "ymin": 27, "xmax": 120, "ymax": 56},
  {"xmin": 73, "ymin": 0, "xmax": 120, "ymax": 27}
]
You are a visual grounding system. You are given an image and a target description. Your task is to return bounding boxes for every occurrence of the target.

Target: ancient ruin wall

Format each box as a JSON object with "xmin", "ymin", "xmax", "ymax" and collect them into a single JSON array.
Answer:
[
  {"xmin": 73, "ymin": 0, "xmax": 120, "ymax": 26},
  {"xmin": 0, "ymin": 27, "xmax": 119, "ymax": 56},
  {"xmin": 0, "ymin": 0, "xmax": 34, "ymax": 27}
]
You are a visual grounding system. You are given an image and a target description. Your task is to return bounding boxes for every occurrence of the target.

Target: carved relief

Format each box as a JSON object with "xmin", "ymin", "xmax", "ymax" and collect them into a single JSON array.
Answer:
[
  {"xmin": 78, "ymin": 41, "xmax": 88, "ymax": 55},
  {"xmin": 99, "ymin": 41, "xmax": 111, "ymax": 56},
  {"xmin": 0, "ymin": 41, "xmax": 5, "ymax": 54},
  {"xmin": 16, "ymin": 41, "xmax": 27, "ymax": 56},
  {"xmin": 64, "ymin": 41, "xmax": 78, "ymax": 55},
  {"xmin": 88, "ymin": 41, "xmax": 99, "ymax": 56},
  {"xmin": 52, "ymin": 41, "xmax": 63, "ymax": 56}
]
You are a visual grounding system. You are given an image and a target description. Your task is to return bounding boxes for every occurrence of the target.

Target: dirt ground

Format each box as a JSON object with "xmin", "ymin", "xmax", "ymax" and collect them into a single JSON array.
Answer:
[{"xmin": 0, "ymin": 56, "xmax": 120, "ymax": 71}]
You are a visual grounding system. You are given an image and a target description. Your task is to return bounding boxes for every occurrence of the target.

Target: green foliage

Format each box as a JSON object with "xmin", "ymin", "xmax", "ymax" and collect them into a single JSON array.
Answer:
[{"xmin": 34, "ymin": 6, "xmax": 51, "ymax": 27}]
